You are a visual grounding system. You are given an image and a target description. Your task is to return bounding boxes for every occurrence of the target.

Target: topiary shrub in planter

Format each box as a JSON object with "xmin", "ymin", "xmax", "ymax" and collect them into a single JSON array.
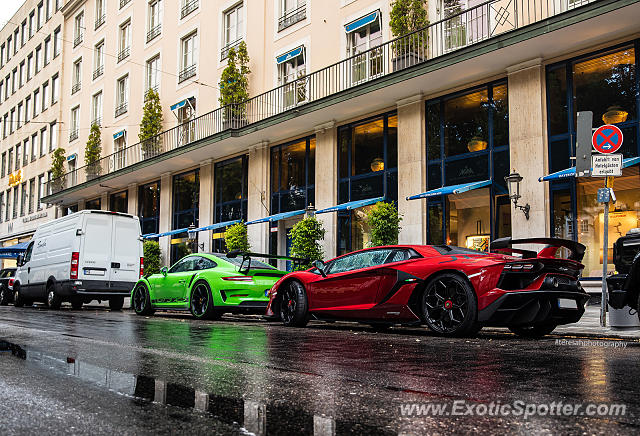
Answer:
[
  {"xmin": 289, "ymin": 216, "xmax": 325, "ymax": 271},
  {"xmin": 139, "ymin": 88, "xmax": 164, "ymax": 159},
  {"xmin": 219, "ymin": 41, "xmax": 251, "ymax": 129},
  {"xmin": 50, "ymin": 147, "xmax": 67, "ymax": 193},
  {"xmin": 366, "ymin": 201, "xmax": 403, "ymax": 247},
  {"xmin": 225, "ymin": 222, "xmax": 250, "ymax": 252},
  {"xmin": 143, "ymin": 240, "xmax": 162, "ymax": 275},
  {"xmin": 390, "ymin": 0, "xmax": 429, "ymax": 71},
  {"xmin": 85, "ymin": 123, "xmax": 102, "ymax": 180}
]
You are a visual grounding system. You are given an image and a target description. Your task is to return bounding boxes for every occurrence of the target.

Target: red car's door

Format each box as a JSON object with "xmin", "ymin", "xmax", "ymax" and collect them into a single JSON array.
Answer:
[{"xmin": 309, "ymin": 248, "xmax": 396, "ymax": 311}]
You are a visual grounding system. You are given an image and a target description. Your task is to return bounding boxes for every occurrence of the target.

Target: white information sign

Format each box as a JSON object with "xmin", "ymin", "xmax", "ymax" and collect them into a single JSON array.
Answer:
[{"xmin": 591, "ymin": 154, "xmax": 622, "ymax": 177}]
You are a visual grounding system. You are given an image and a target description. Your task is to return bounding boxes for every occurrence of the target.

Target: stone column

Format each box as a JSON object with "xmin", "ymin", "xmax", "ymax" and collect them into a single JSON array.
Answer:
[
  {"xmin": 159, "ymin": 172, "xmax": 172, "ymax": 266},
  {"xmin": 198, "ymin": 159, "xmax": 214, "ymax": 253},
  {"xmin": 396, "ymin": 95, "xmax": 426, "ymax": 245},
  {"xmin": 507, "ymin": 59, "xmax": 549, "ymax": 238},
  {"xmin": 314, "ymin": 121, "xmax": 337, "ymax": 259},
  {"xmin": 127, "ymin": 183, "xmax": 137, "ymax": 216},
  {"xmin": 247, "ymin": 142, "xmax": 270, "ymax": 253},
  {"xmin": 100, "ymin": 193, "xmax": 108, "ymax": 211}
]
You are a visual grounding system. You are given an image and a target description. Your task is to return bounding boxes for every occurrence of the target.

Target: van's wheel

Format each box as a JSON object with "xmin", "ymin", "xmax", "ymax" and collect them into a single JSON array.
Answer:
[
  {"xmin": 190, "ymin": 281, "xmax": 222, "ymax": 320},
  {"xmin": 109, "ymin": 297, "xmax": 125, "ymax": 311},
  {"xmin": 508, "ymin": 324, "xmax": 557, "ymax": 338},
  {"xmin": 46, "ymin": 284, "xmax": 62, "ymax": 310},
  {"xmin": 279, "ymin": 281, "xmax": 310, "ymax": 327},
  {"xmin": 13, "ymin": 287, "xmax": 29, "ymax": 308},
  {"xmin": 0, "ymin": 286, "xmax": 10, "ymax": 305},
  {"xmin": 421, "ymin": 273, "xmax": 481, "ymax": 337},
  {"xmin": 132, "ymin": 284, "xmax": 154, "ymax": 316},
  {"xmin": 70, "ymin": 298, "xmax": 83, "ymax": 310}
]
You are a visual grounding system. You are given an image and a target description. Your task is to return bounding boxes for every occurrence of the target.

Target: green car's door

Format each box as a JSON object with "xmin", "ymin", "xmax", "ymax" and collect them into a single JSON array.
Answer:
[{"xmin": 155, "ymin": 257, "xmax": 197, "ymax": 306}]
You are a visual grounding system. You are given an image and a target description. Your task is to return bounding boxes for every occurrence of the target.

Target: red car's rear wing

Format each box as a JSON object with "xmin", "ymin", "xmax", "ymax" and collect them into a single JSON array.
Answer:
[{"xmin": 490, "ymin": 237, "xmax": 586, "ymax": 262}]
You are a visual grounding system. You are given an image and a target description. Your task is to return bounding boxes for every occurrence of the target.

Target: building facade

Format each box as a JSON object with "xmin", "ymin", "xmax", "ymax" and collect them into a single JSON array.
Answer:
[
  {"xmin": 3, "ymin": 0, "xmax": 635, "ymax": 285},
  {"xmin": 0, "ymin": 0, "xmax": 64, "ymax": 266}
]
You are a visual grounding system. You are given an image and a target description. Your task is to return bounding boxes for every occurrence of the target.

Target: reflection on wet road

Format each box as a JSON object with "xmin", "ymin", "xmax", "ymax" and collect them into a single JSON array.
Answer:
[{"xmin": 0, "ymin": 305, "xmax": 638, "ymax": 435}]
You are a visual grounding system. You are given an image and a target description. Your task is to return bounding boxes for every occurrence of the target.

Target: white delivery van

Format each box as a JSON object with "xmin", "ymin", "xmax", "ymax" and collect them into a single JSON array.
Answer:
[{"xmin": 12, "ymin": 210, "xmax": 143, "ymax": 310}]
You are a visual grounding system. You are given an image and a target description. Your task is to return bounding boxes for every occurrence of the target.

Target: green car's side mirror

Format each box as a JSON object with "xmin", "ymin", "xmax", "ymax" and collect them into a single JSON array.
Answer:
[{"xmin": 161, "ymin": 266, "xmax": 168, "ymax": 277}]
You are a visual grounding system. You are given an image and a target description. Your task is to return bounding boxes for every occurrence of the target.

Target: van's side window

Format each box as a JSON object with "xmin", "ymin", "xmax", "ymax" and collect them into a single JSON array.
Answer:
[{"xmin": 23, "ymin": 242, "xmax": 34, "ymax": 263}]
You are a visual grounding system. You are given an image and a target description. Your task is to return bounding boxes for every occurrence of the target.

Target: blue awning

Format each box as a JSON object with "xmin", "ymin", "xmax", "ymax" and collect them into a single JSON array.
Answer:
[
  {"xmin": 538, "ymin": 156, "xmax": 640, "ymax": 182},
  {"xmin": 142, "ymin": 220, "xmax": 243, "ymax": 239},
  {"xmin": 276, "ymin": 46, "xmax": 304, "ymax": 64},
  {"xmin": 170, "ymin": 97, "xmax": 194, "ymax": 112},
  {"xmin": 316, "ymin": 197, "xmax": 384, "ymax": 214},
  {"xmin": 246, "ymin": 209, "xmax": 305, "ymax": 225},
  {"xmin": 407, "ymin": 180, "xmax": 492, "ymax": 200},
  {"xmin": 0, "ymin": 241, "xmax": 30, "ymax": 258},
  {"xmin": 113, "ymin": 130, "xmax": 125, "ymax": 140},
  {"xmin": 188, "ymin": 219, "xmax": 242, "ymax": 233},
  {"xmin": 345, "ymin": 10, "xmax": 379, "ymax": 33}
]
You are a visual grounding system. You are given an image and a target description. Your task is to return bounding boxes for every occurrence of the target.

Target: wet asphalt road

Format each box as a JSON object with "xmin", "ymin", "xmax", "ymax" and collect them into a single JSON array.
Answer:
[{"xmin": 0, "ymin": 304, "xmax": 639, "ymax": 436}]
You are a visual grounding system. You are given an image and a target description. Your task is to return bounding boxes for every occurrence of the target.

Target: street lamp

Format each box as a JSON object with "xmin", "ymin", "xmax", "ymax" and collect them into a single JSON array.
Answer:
[
  {"xmin": 187, "ymin": 223, "xmax": 204, "ymax": 253},
  {"xmin": 504, "ymin": 172, "xmax": 530, "ymax": 220}
]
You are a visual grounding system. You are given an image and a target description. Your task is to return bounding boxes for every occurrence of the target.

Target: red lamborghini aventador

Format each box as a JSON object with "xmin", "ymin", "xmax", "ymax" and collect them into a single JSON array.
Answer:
[{"xmin": 266, "ymin": 238, "xmax": 589, "ymax": 337}]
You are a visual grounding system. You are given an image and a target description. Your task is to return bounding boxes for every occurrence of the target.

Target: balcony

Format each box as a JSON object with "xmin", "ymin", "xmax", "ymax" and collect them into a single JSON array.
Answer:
[
  {"xmin": 43, "ymin": 0, "xmax": 638, "ymax": 204},
  {"xmin": 93, "ymin": 65, "xmax": 104, "ymax": 80},
  {"xmin": 71, "ymin": 82, "xmax": 81, "ymax": 94},
  {"xmin": 95, "ymin": 14, "xmax": 106, "ymax": 30},
  {"xmin": 181, "ymin": 0, "xmax": 199, "ymax": 19},
  {"xmin": 115, "ymin": 102, "xmax": 128, "ymax": 117},
  {"xmin": 147, "ymin": 25, "xmax": 162, "ymax": 43},
  {"xmin": 73, "ymin": 33, "xmax": 83, "ymax": 48},
  {"xmin": 117, "ymin": 47, "xmax": 130, "ymax": 63},
  {"xmin": 178, "ymin": 64, "xmax": 196, "ymax": 83},
  {"xmin": 221, "ymin": 39, "xmax": 242, "ymax": 61},
  {"xmin": 69, "ymin": 130, "xmax": 78, "ymax": 142},
  {"xmin": 91, "ymin": 117, "xmax": 102, "ymax": 127},
  {"xmin": 278, "ymin": 2, "xmax": 306, "ymax": 31},
  {"xmin": 120, "ymin": 0, "xmax": 131, "ymax": 9}
]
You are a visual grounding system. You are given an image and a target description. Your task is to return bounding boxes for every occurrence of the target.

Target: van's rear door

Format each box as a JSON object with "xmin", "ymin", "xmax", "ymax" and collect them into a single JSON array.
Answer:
[
  {"xmin": 109, "ymin": 215, "xmax": 141, "ymax": 284},
  {"xmin": 79, "ymin": 212, "xmax": 113, "ymax": 281}
]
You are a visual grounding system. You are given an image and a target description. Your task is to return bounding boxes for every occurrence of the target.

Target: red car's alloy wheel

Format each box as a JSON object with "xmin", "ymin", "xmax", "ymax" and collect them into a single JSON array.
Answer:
[{"xmin": 423, "ymin": 275, "xmax": 475, "ymax": 335}]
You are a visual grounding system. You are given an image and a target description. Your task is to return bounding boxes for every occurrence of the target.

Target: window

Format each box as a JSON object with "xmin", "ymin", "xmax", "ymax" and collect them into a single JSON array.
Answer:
[
  {"xmin": 74, "ymin": 12, "xmax": 84, "ymax": 47},
  {"xmin": 13, "ymin": 29, "xmax": 19, "ymax": 55},
  {"xmin": 38, "ymin": 2, "xmax": 44, "ymax": 29},
  {"xmin": 53, "ymin": 27, "xmax": 61, "ymax": 57},
  {"xmin": 28, "ymin": 178, "xmax": 35, "ymax": 213},
  {"xmin": 35, "ymin": 45, "xmax": 42, "ymax": 73},
  {"xmin": 85, "ymin": 198, "xmax": 101, "ymax": 210},
  {"xmin": 171, "ymin": 169, "xmax": 200, "ymax": 263},
  {"xmin": 24, "ymin": 97, "xmax": 31, "ymax": 123},
  {"xmin": 2, "ymin": 113, "xmax": 6, "ymax": 138},
  {"xmin": 346, "ymin": 11, "xmax": 383, "ymax": 84},
  {"xmin": 271, "ymin": 137, "xmax": 315, "ymax": 215},
  {"xmin": 222, "ymin": 3, "xmax": 243, "ymax": 59},
  {"xmin": 37, "ymin": 174, "xmax": 44, "ymax": 210},
  {"xmin": 13, "ymin": 186, "xmax": 18, "ymax": 219},
  {"xmin": 49, "ymin": 121, "xmax": 57, "ymax": 151},
  {"xmin": 0, "ymin": 81, "xmax": 2, "ymax": 103},
  {"xmin": 29, "ymin": 12, "xmax": 35, "ymax": 38},
  {"xmin": 147, "ymin": 0, "xmax": 162, "ymax": 42},
  {"xmin": 6, "ymin": 189, "xmax": 11, "ymax": 221},
  {"xmin": 31, "ymin": 133, "xmax": 37, "ymax": 161},
  {"xmin": 181, "ymin": 0, "xmax": 199, "ymax": 19},
  {"xmin": 115, "ymin": 75, "xmax": 128, "ymax": 116},
  {"xmin": 27, "ymin": 53, "xmax": 33, "ymax": 80},
  {"xmin": 4, "ymin": 76, "xmax": 9, "ymax": 100},
  {"xmin": 0, "ymin": 153, "xmax": 5, "ymax": 177},
  {"xmin": 279, "ymin": 0, "xmax": 306, "ymax": 31},
  {"xmin": 6, "ymin": 37, "xmax": 11, "ymax": 62},
  {"xmin": 95, "ymin": 0, "xmax": 106, "ymax": 29},
  {"xmin": 146, "ymin": 55, "xmax": 160, "ymax": 93},
  {"xmin": 51, "ymin": 73, "xmax": 59, "ymax": 103},
  {"xmin": 0, "ymin": 193, "xmax": 3, "ymax": 223},
  {"xmin": 0, "ymin": 44, "xmax": 4, "ymax": 68},
  {"xmin": 68, "ymin": 158, "xmax": 77, "ymax": 186},
  {"xmin": 44, "ymin": 37, "xmax": 52, "ymax": 65},
  {"xmin": 72, "ymin": 59, "xmax": 82, "ymax": 94},
  {"xmin": 179, "ymin": 32, "xmax": 197, "ymax": 82},
  {"xmin": 19, "ymin": 61, "xmax": 25, "ymax": 88},
  {"xmin": 109, "ymin": 191, "xmax": 128, "ymax": 213},
  {"xmin": 93, "ymin": 41, "xmax": 104, "ymax": 79},
  {"xmin": 214, "ymin": 156, "xmax": 247, "ymax": 224},
  {"xmin": 40, "ymin": 127, "xmax": 47, "ymax": 155},
  {"xmin": 21, "ymin": 21, "xmax": 27, "ymax": 46},
  {"xmin": 15, "ymin": 145, "xmax": 21, "ymax": 170},
  {"xmin": 11, "ymin": 69, "xmax": 17, "ymax": 94},
  {"xmin": 70, "ymin": 106, "xmax": 79, "ymax": 141},
  {"xmin": 7, "ymin": 149, "xmax": 13, "ymax": 174},
  {"xmin": 17, "ymin": 103, "xmax": 22, "ymax": 129},
  {"xmin": 20, "ymin": 182, "xmax": 27, "ymax": 216},
  {"xmin": 114, "ymin": 131, "xmax": 127, "ymax": 168},
  {"xmin": 118, "ymin": 20, "xmax": 131, "ymax": 62},
  {"xmin": 9, "ymin": 108, "xmax": 14, "ymax": 134},
  {"xmin": 176, "ymin": 98, "xmax": 196, "ymax": 145},
  {"xmin": 278, "ymin": 47, "xmax": 307, "ymax": 108},
  {"xmin": 33, "ymin": 89, "xmax": 40, "ymax": 117},
  {"xmin": 42, "ymin": 81, "xmax": 49, "ymax": 111},
  {"xmin": 46, "ymin": 0, "xmax": 53, "ymax": 20},
  {"xmin": 23, "ymin": 139, "xmax": 29, "ymax": 166},
  {"xmin": 92, "ymin": 91, "xmax": 102, "ymax": 125},
  {"xmin": 138, "ymin": 181, "xmax": 161, "ymax": 235}
]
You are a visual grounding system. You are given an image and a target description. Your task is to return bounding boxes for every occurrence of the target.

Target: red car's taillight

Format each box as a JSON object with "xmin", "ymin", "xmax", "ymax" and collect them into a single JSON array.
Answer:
[
  {"xmin": 503, "ymin": 262, "xmax": 536, "ymax": 271},
  {"xmin": 70, "ymin": 252, "xmax": 79, "ymax": 279},
  {"xmin": 140, "ymin": 257, "xmax": 144, "ymax": 278},
  {"xmin": 221, "ymin": 276, "xmax": 253, "ymax": 282}
]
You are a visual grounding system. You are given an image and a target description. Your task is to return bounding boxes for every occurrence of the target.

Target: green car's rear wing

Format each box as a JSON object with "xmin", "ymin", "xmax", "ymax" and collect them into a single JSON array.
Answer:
[{"xmin": 226, "ymin": 250, "xmax": 310, "ymax": 273}]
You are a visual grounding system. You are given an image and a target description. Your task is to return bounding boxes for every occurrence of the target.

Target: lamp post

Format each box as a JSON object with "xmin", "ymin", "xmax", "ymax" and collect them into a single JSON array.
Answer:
[
  {"xmin": 187, "ymin": 223, "xmax": 198, "ymax": 253},
  {"xmin": 504, "ymin": 172, "xmax": 530, "ymax": 220}
]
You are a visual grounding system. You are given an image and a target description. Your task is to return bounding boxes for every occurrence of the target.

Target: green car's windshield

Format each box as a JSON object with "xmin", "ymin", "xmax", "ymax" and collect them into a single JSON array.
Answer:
[{"xmin": 215, "ymin": 254, "xmax": 276, "ymax": 270}]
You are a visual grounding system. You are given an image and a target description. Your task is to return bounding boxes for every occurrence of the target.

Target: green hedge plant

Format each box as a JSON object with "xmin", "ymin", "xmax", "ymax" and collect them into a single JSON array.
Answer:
[
  {"xmin": 366, "ymin": 202, "xmax": 403, "ymax": 247},
  {"xmin": 289, "ymin": 216, "xmax": 325, "ymax": 271},
  {"xmin": 143, "ymin": 240, "xmax": 162, "ymax": 275},
  {"xmin": 225, "ymin": 222, "xmax": 250, "ymax": 252}
]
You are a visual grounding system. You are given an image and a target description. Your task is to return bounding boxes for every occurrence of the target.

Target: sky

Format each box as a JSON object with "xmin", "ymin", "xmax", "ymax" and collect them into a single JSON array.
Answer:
[{"xmin": 0, "ymin": 0, "xmax": 27, "ymax": 32}]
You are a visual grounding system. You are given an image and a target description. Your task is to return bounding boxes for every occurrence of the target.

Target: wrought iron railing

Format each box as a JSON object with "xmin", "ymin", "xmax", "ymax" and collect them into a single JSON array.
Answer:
[
  {"xmin": 73, "ymin": 33, "xmax": 83, "ymax": 48},
  {"xmin": 117, "ymin": 47, "xmax": 130, "ymax": 63},
  {"xmin": 71, "ymin": 82, "xmax": 81, "ymax": 94},
  {"xmin": 178, "ymin": 64, "xmax": 197, "ymax": 83},
  {"xmin": 120, "ymin": 0, "xmax": 131, "ymax": 9},
  {"xmin": 147, "ymin": 24, "xmax": 162, "ymax": 43},
  {"xmin": 69, "ymin": 130, "xmax": 78, "ymax": 142},
  {"xmin": 46, "ymin": 0, "xmax": 598, "ymax": 197},
  {"xmin": 278, "ymin": 2, "xmax": 306, "ymax": 31},
  {"xmin": 115, "ymin": 102, "xmax": 128, "ymax": 117},
  {"xmin": 95, "ymin": 14, "xmax": 106, "ymax": 30},
  {"xmin": 221, "ymin": 39, "xmax": 242, "ymax": 61},
  {"xmin": 93, "ymin": 65, "xmax": 104, "ymax": 80},
  {"xmin": 181, "ymin": 0, "xmax": 199, "ymax": 19}
]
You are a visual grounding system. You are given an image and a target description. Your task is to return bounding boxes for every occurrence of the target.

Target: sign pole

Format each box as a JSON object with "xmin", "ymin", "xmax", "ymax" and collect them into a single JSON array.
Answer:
[{"xmin": 600, "ymin": 179, "xmax": 609, "ymax": 327}]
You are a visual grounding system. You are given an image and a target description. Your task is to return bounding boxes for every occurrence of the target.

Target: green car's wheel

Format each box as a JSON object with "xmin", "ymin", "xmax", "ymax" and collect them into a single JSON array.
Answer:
[
  {"xmin": 279, "ymin": 281, "xmax": 309, "ymax": 328},
  {"xmin": 132, "ymin": 284, "xmax": 154, "ymax": 316},
  {"xmin": 190, "ymin": 281, "xmax": 222, "ymax": 320}
]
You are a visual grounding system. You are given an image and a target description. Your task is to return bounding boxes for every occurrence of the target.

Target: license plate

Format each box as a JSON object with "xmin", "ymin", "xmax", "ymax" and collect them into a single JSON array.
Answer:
[
  {"xmin": 558, "ymin": 298, "xmax": 578, "ymax": 309},
  {"xmin": 84, "ymin": 269, "xmax": 105, "ymax": 276}
]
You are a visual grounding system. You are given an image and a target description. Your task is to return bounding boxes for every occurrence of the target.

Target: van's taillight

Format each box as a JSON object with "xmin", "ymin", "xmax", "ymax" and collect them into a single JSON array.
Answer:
[
  {"xmin": 140, "ymin": 257, "xmax": 144, "ymax": 278},
  {"xmin": 8, "ymin": 278, "xmax": 14, "ymax": 287},
  {"xmin": 70, "ymin": 252, "xmax": 80, "ymax": 279}
]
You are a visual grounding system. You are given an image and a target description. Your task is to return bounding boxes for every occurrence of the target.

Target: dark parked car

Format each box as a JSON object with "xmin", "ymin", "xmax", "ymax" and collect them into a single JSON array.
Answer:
[
  {"xmin": 0, "ymin": 268, "xmax": 17, "ymax": 305},
  {"xmin": 606, "ymin": 229, "xmax": 640, "ymax": 319}
]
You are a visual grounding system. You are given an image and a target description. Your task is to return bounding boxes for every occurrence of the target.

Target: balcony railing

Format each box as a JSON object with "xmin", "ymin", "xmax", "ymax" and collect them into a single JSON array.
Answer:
[
  {"xmin": 117, "ymin": 47, "xmax": 130, "ymax": 63},
  {"xmin": 120, "ymin": 0, "xmax": 131, "ymax": 9},
  {"xmin": 71, "ymin": 82, "xmax": 81, "ymax": 94},
  {"xmin": 95, "ymin": 14, "xmax": 106, "ymax": 30},
  {"xmin": 147, "ymin": 24, "xmax": 162, "ymax": 43},
  {"xmin": 91, "ymin": 117, "xmax": 102, "ymax": 127},
  {"xmin": 69, "ymin": 130, "xmax": 78, "ymax": 142},
  {"xmin": 115, "ymin": 102, "xmax": 128, "ymax": 117},
  {"xmin": 278, "ymin": 2, "xmax": 306, "ymax": 31},
  {"xmin": 93, "ymin": 65, "xmax": 104, "ymax": 80},
  {"xmin": 178, "ymin": 64, "xmax": 197, "ymax": 83},
  {"xmin": 73, "ymin": 33, "xmax": 83, "ymax": 48},
  {"xmin": 46, "ymin": 0, "xmax": 599, "ymax": 197},
  {"xmin": 144, "ymin": 85, "xmax": 159, "ymax": 101},
  {"xmin": 221, "ymin": 39, "xmax": 242, "ymax": 61},
  {"xmin": 181, "ymin": 0, "xmax": 199, "ymax": 19}
]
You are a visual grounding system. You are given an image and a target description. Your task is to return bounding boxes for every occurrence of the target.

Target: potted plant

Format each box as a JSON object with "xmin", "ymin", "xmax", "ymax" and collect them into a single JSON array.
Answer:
[
  {"xmin": 139, "ymin": 88, "xmax": 164, "ymax": 159},
  {"xmin": 219, "ymin": 41, "xmax": 251, "ymax": 129},
  {"xmin": 143, "ymin": 240, "xmax": 162, "ymax": 275},
  {"xmin": 366, "ymin": 201, "xmax": 403, "ymax": 246},
  {"xmin": 390, "ymin": 0, "xmax": 429, "ymax": 71},
  {"xmin": 85, "ymin": 123, "xmax": 102, "ymax": 180},
  {"xmin": 224, "ymin": 222, "xmax": 251, "ymax": 252},
  {"xmin": 289, "ymin": 216, "xmax": 325, "ymax": 271},
  {"xmin": 50, "ymin": 147, "xmax": 67, "ymax": 193}
]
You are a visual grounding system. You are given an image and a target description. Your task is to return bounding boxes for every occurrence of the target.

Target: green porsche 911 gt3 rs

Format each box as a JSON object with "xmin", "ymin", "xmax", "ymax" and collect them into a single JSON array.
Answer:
[{"xmin": 131, "ymin": 252, "xmax": 289, "ymax": 319}]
